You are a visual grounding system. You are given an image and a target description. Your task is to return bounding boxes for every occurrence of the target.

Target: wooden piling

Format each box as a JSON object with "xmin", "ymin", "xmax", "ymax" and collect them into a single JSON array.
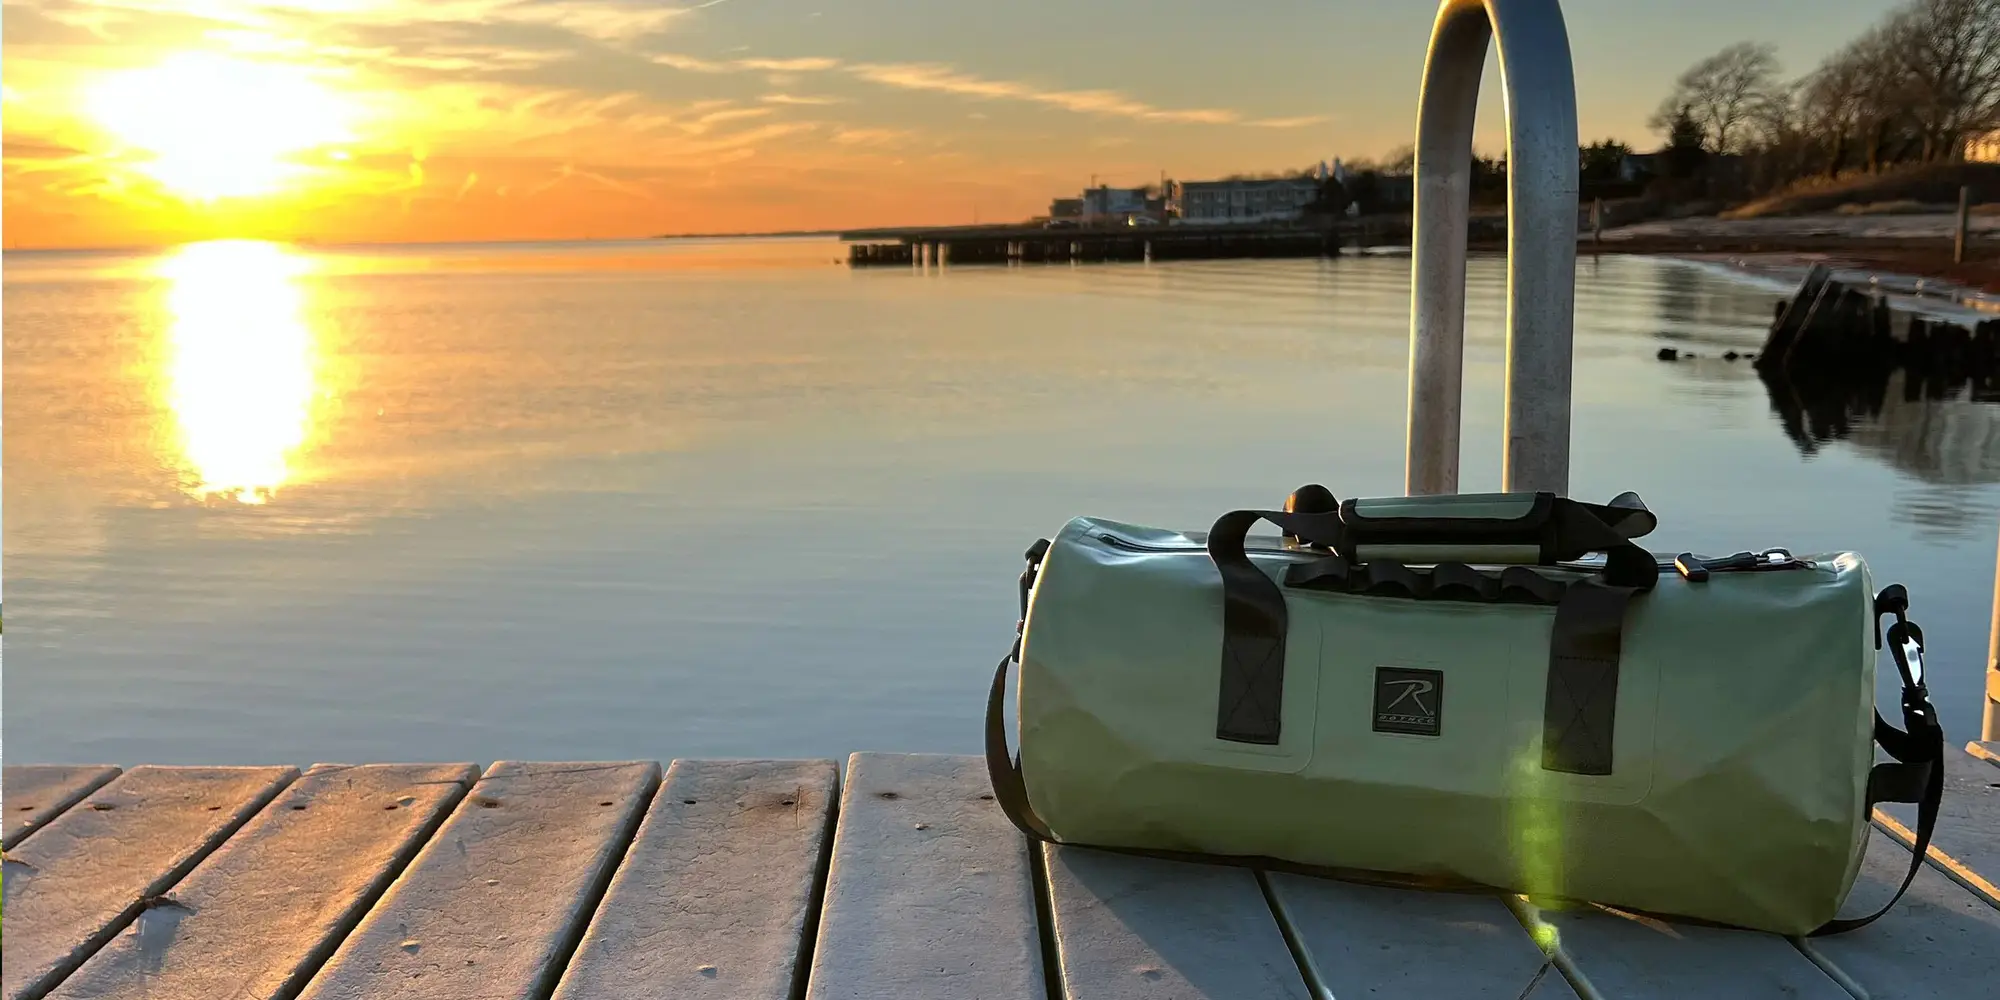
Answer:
[{"xmin": 1957, "ymin": 185, "xmax": 1971, "ymax": 266}]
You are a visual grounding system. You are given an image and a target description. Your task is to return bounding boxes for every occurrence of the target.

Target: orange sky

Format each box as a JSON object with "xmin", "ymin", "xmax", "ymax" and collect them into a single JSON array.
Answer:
[{"xmin": 2, "ymin": 0, "xmax": 1901, "ymax": 249}]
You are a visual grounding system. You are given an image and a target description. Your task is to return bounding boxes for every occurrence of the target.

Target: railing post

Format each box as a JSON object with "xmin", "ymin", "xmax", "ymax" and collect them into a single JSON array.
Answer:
[
  {"xmin": 1985, "ymin": 523, "xmax": 1999, "ymax": 741},
  {"xmin": 1406, "ymin": 0, "xmax": 1580, "ymax": 496}
]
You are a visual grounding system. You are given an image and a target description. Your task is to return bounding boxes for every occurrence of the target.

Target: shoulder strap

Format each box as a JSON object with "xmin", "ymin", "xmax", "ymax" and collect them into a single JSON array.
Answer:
[
  {"xmin": 986, "ymin": 650, "xmax": 1055, "ymax": 842},
  {"xmin": 986, "ymin": 540, "xmax": 1056, "ymax": 842},
  {"xmin": 1812, "ymin": 605, "xmax": 1944, "ymax": 935}
]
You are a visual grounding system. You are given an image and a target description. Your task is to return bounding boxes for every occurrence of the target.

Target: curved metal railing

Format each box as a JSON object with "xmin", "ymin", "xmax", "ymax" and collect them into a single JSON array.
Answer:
[{"xmin": 1406, "ymin": 0, "xmax": 1579, "ymax": 496}]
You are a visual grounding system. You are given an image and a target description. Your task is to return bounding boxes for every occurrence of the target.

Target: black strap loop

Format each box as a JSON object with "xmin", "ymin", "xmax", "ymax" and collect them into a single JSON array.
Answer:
[
  {"xmin": 1208, "ymin": 509, "xmax": 1338, "ymax": 745},
  {"xmin": 1812, "ymin": 591, "xmax": 1943, "ymax": 936},
  {"xmin": 1543, "ymin": 581, "xmax": 1638, "ymax": 775},
  {"xmin": 1430, "ymin": 562, "xmax": 1498, "ymax": 602}
]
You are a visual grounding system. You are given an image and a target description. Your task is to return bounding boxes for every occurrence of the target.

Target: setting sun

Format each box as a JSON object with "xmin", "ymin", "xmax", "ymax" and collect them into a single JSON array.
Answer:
[{"xmin": 85, "ymin": 53, "xmax": 355, "ymax": 201}]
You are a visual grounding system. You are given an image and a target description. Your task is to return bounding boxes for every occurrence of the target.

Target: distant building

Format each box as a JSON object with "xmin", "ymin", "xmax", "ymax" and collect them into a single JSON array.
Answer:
[
  {"xmin": 1967, "ymin": 130, "xmax": 2000, "ymax": 163},
  {"xmin": 1081, "ymin": 186, "xmax": 1151, "ymax": 225},
  {"xmin": 1049, "ymin": 198, "xmax": 1083, "ymax": 221},
  {"xmin": 1176, "ymin": 177, "xmax": 1320, "ymax": 224}
]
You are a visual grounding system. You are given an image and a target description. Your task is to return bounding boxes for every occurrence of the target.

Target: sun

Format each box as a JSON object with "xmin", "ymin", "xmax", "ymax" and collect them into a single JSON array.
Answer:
[{"xmin": 85, "ymin": 52, "xmax": 355, "ymax": 201}]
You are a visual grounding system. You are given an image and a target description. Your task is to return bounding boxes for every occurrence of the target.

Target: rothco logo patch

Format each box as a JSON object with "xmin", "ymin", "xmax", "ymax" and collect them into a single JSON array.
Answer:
[{"xmin": 1373, "ymin": 667, "xmax": 1443, "ymax": 737}]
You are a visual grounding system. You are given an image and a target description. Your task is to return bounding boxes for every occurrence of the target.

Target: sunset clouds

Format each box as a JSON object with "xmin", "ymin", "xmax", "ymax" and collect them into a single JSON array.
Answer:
[{"xmin": 1, "ymin": 0, "xmax": 1897, "ymax": 247}]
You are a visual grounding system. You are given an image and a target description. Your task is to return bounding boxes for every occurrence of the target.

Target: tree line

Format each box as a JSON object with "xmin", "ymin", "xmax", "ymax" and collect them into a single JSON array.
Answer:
[
  {"xmin": 1648, "ymin": 0, "xmax": 1998, "ymax": 195},
  {"xmin": 1291, "ymin": 0, "xmax": 1994, "ymax": 218}
]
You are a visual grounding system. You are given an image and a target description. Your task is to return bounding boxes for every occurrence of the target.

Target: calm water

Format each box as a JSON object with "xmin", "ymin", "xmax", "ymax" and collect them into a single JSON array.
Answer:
[{"xmin": 6, "ymin": 238, "xmax": 1998, "ymax": 764}]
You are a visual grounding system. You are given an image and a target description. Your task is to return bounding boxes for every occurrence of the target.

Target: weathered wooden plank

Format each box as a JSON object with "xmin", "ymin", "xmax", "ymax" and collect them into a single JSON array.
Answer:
[
  {"xmin": 1798, "ymin": 827, "xmax": 2000, "ymax": 999},
  {"xmin": 549, "ymin": 759, "xmax": 839, "ymax": 1000},
  {"xmin": 48, "ymin": 763, "xmax": 477, "ymax": 1000},
  {"xmin": 803, "ymin": 754, "xmax": 1044, "ymax": 1000},
  {"xmin": 1, "ymin": 766, "xmax": 298, "ymax": 1000},
  {"xmin": 296, "ymin": 761, "xmax": 659, "ymax": 1000},
  {"xmin": 1875, "ymin": 742, "xmax": 2000, "ymax": 907},
  {"xmin": 1513, "ymin": 899, "xmax": 1848, "ymax": 999},
  {"xmin": 1266, "ymin": 874, "xmax": 1578, "ymax": 999},
  {"xmin": 1043, "ymin": 847, "xmax": 1308, "ymax": 1000},
  {"xmin": 4, "ymin": 766, "xmax": 122, "ymax": 849}
]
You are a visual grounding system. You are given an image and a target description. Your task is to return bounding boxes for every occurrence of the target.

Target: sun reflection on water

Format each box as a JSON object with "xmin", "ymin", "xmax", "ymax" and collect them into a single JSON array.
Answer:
[{"xmin": 159, "ymin": 240, "xmax": 320, "ymax": 504}]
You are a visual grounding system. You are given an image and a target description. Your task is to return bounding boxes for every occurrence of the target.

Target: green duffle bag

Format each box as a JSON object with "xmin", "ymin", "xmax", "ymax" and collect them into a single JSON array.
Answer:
[{"xmin": 985, "ymin": 487, "xmax": 1944, "ymax": 936}]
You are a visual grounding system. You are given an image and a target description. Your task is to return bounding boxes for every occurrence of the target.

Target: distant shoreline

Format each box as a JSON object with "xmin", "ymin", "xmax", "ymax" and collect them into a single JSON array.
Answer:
[{"xmin": 650, "ymin": 229, "xmax": 844, "ymax": 240}]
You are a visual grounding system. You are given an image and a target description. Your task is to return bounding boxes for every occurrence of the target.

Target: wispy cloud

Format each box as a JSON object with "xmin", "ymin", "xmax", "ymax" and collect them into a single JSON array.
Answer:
[
  {"xmin": 651, "ymin": 53, "xmax": 840, "ymax": 74},
  {"xmin": 1247, "ymin": 115, "xmax": 1332, "ymax": 129},
  {"xmin": 831, "ymin": 127, "xmax": 913, "ymax": 147},
  {"xmin": 682, "ymin": 105, "xmax": 775, "ymax": 133},
  {"xmin": 842, "ymin": 62, "xmax": 1240, "ymax": 124},
  {"xmin": 761, "ymin": 93, "xmax": 843, "ymax": 106},
  {"xmin": 650, "ymin": 51, "xmax": 1254, "ymax": 125},
  {"xmin": 526, "ymin": 160, "xmax": 656, "ymax": 198},
  {"xmin": 740, "ymin": 56, "xmax": 841, "ymax": 72}
]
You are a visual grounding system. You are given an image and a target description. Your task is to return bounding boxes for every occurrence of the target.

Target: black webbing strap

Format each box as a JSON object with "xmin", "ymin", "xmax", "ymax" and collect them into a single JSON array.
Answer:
[
  {"xmin": 1542, "ymin": 581, "xmax": 1639, "ymax": 775},
  {"xmin": 1206, "ymin": 509, "xmax": 1344, "ymax": 745},
  {"xmin": 1812, "ymin": 612, "xmax": 1943, "ymax": 935},
  {"xmin": 986, "ymin": 649, "xmax": 1055, "ymax": 841},
  {"xmin": 987, "ymin": 539, "xmax": 1057, "ymax": 841},
  {"xmin": 1206, "ymin": 503, "xmax": 1657, "ymax": 749}
]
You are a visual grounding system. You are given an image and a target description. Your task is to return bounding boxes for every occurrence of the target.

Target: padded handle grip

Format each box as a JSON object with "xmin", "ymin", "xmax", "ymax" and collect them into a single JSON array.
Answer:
[{"xmin": 1334, "ymin": 490, "xmax": 1656, "ymax": 565}]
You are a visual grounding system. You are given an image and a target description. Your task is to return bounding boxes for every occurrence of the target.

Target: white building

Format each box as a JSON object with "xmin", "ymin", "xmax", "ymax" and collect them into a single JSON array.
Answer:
[
  {"xmin": 1080, "ymin": 186, "xmax": 1151, "ymax": 224},
  {"xmin": 1176, "ymin": 177, "xmax": 1320, "ymax": 225}
]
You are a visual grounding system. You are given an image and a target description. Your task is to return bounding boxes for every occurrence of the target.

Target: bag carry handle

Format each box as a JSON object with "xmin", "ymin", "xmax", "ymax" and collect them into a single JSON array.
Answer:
[
  {"xmin": 1206, "ymin": 496, "xmax": 1659, "ymax": 749},
  {"xmin": 1285, "ymin": 486, "xmax": 1657, "ymax": 565}
]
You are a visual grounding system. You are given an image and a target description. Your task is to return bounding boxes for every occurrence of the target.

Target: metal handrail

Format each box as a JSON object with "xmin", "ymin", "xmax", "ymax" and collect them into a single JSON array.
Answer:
[
  {"xmin": 1406, "ymin": 0, "xmax": 1579, "ymax": 496},
  {"xmin": 1986, "ymin": 524, "xmax": 1999, "ymax": 741}
]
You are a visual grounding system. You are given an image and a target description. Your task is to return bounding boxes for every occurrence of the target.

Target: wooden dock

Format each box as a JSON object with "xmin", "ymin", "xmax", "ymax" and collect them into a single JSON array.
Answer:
[
  {"xmin": 839, "ymin": 221, "xmax": 1404, "ymax": 268},
  {"xmin": 4, "ymin": 747, "xmax": 1997, "ymax": 999}
]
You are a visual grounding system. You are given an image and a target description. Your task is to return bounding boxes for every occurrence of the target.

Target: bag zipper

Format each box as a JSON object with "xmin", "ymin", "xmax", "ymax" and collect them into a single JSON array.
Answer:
[
  {"xmin": 1094, "ymin": 532, "xmax": 1196, "ymax": 552},
  {"xmin": 1093, "ymin": 531, "xmax": 1294, "ymax": 554}
]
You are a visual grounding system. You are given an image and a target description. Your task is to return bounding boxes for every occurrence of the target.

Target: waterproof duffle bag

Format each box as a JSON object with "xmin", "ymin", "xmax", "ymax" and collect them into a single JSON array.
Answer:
[{"xmin": 985, "ymin": 487, "xmax": 1944, "ymax": 936}]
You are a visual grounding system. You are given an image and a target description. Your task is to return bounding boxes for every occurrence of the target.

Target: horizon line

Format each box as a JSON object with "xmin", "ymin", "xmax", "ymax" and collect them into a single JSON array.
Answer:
[{"xmin": 0, "ymin": 229, "xmax": 873, "ymax": 255}]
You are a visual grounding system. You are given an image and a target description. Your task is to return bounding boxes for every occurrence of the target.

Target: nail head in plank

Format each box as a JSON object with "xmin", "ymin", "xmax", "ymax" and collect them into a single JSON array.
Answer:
[
  {"xmin": 4, "ymin": 766, "xmax": 123, "ymax": 850},
  {"xmin": 1, "ymin": 766, "xmax": 298, "ymax": 1000},
  {"xmin": 48, "ymin": 763, "xmax": 478, "ymax": 1000},
  {"xmin": 804, "ymin": 753, "xmax": 1045, "ymax": 1000},
  {"xmin": 551, "ymin": 759, "xmax": 838, "ymax": 1000},
  {"xmin": 1514, "ymin": 898, "xmax": 1848, "ymax": 999},
  {"xmin": 1875, "ymin": 743, "xmax": 2000, "ymax": 907},
  {"xmin": 295, "ymin": 761, "xmax": 659, "ymax": 1000},
  {"xmin": 1043, "ymin": 846, "xmax": 1309, "ymax": 1000},
  {"xmin": 1266, "ymin": 874, "xmax": 1578, "ymax": 999},
  {"xmin": 1799, "ymin": 827, "xmax": 2000, "ymax": 999}
]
